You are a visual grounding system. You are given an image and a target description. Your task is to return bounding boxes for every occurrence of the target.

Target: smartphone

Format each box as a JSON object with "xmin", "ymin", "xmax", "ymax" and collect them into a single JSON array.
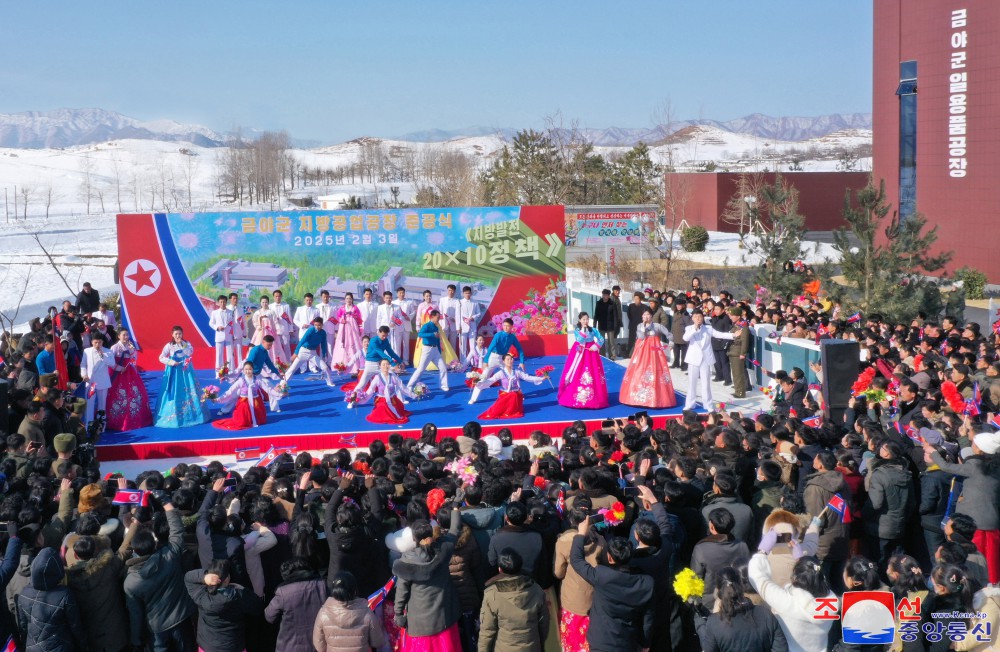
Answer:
[
  {"xmin": 601, "ymin": 419, "xmax": 615, "ymax": 428},
  {"xmin": 623, "ymin": 487, "xmax": 640, "ymax": 498},
  {"xmin": 588, "ymin": 513, "xmax": 606, "ymax": 524},
  {"xmin": 776, "ymin": 532, "xmax": 793, "ymax": 544},
  {"xmin": 223, "ymin": 478, "xmax": 239, "ymax": 488},
  {"xmin": 635, "ymin": 411, "xmax": 649, "ymax": 421}
]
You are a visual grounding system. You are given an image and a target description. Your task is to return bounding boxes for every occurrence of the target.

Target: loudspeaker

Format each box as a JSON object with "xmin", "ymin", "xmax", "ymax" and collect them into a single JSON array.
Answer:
[
  {"xmin": 0, "ymin": 379, "xmax": 8, "ymax": 436},
  {"xmin": 821, "ymin": 340, "xmax": 860, "ymax": 423}
]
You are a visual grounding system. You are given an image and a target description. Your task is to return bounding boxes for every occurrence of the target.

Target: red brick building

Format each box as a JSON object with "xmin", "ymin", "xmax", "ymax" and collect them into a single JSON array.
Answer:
[
  {"xmin": 873, "ymin": 2, "xmax": 1000, "ymax": 281},
  {"xmin": 665, "ymin": 172, "xmax": 869, "ymax": 232}
]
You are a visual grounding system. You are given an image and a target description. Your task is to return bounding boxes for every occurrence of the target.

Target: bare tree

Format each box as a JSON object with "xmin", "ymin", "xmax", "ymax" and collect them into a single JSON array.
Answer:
[
  {"xmin": 180, "ymin": 150, "xmax": 199, "ymax": 208},
  {"xmin": 25, "ymin": 229, "xmax": 76, "ymax": 296},
  {"xmin": 719, "ymin": 171, "xmax": 764, "ymax": 245},
  {"xmin": 654, "ymin": 98, "xmax": 692, "ymax": 284},
  {"xmin": 18, "ymin": 185, "xmax": 34, "ymax": 219},
  {"xmin": 110, "ymin": 150, "xmax": 125, "ymax": 212},
  {"xmin": 0, "ymin": 267, "xmax": 32, "ymax": 354},
  {"xmin": 42, "ymin": 186, "xmax": 56, "ymax": 219},
  {"xmin": 79, "ymin": 156, "xmax": 95, "ymax": 214}
]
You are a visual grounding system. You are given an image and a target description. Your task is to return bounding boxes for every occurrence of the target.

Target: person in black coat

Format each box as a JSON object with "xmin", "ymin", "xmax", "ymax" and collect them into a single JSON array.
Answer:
[
  {"xmin": 16, "ymin": 547, "xmax": 88, "ymax": 652},
  {"xmin": 185, "ymin": 559, "xmax": 263, "ymax": 652},
  {"xmin": 709, "ymin": 305, "xmax": 733, "ymax": 385},
  {"xmin": 629, "ymin": 486, "xmax": 676, "ymax": 652},
  {"xmin": 774, "ymin": 376, "xmax": 807, "ymax": 418},
  {"xmin": 570, "ymin": 517, "xmax": 655, "ymax": 652},
  {"xmin": 197, "ymin": 479, "xmax": 251, "ymax": 589},
  {"xmin": 324, "ymin": 472, "xmax": 390, "ymax": 600},
  {"xmin": 626, "ymin": 292, "xmax": 650, "ymax": 357},
  {"xmin": 76, "ymin": 282, "xmax": 101, "ymax": 315},
  {"xmin": 487, "ymin": 499, "xmax": 549, "ymax": 589},
  {"xmin": 694, "ymin": 566, "xmax": 788, "ymax": 652},
  {"xmin": 594, "ymin": 289, "xmax": 623, "ymax": 360}
]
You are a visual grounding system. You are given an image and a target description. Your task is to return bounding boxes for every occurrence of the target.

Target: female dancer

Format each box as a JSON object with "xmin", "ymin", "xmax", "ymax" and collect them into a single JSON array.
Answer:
[
  {"xmin": 154, "ymin": 326, "xmax": 210, "ymax": 428},
  {"xmin": 469, "ymin": 353, "xmax": 545, "ymax": 419},
  {"xmin": 106, "ymin": 328, "xmax": 153, "ymax": 431},
  {"xmin": 619, "ymin": 310, "xmax": 677, "ymax": 408},
  {"xmin": 413, "ymin": 290, "xmax": 458, "ymax": 371},
  {"xmin": 213, "ymin": 361, "xmax": 283, "ymax": 430},
  {"xmin": 557, "ymin": 312, "xmax": 609, "ymax": 409},
  {"xmin": 463, "ymin": 334, "xmax": 489, "ymax": 388},
  {"xmin": 251, "ymin": 296, "xmax": 290, "ymax": 367},
  {"xmin": 340, "ymin": 335, "xmax": 370, "ymax": 393},
  {"xmin": 348, "ymin": 358, "xmax": 417, "ymax": 425},
  {"xmin": 330, "ymin": 293, "xmax": 364, "ymax": 373}
]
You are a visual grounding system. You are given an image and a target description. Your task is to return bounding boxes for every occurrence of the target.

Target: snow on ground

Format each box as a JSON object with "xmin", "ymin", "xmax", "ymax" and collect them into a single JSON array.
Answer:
[{"xmin": 668, "ymin": 230, "xmax": 838, "ymax": 267}]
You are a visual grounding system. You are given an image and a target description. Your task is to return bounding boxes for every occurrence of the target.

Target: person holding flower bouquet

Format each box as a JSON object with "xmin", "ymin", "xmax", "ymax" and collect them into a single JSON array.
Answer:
[
  {"xmin": 154, "ymin": 326, "xmax": 210, "ymax": 428},
  {"xmin": 348, "ymin": 358, "xmax": 417, "ymax": 424},
  {"xmin": 620, "ymin": 310, "xmax": 677, "ymax": 409},
  {"xmin": 357, "ymin": 327, "xmax": 404, "ymax": 392},
  {"xmin": 470, "ymin": 354, "xmax": 545, "ymax": 419},
  {"xmin": 558, "ymin": 312, "xmax": 609, "ymax": 409},
  {"xmin": 330, "ymin": 292, "xmax": 365, "ymax": 374},
  {"xmin": 213, "ymin": 361, "xmax": 283, "ymax": 430},
  {"xmin": 106, "ymin": 328, "xmax": 153, "ymax": 431}
]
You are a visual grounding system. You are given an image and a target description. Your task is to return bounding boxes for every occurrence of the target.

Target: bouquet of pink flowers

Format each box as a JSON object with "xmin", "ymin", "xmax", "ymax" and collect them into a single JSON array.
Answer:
[
  {"xmin": 201, "ymin": 385, "xmax": 220, "ymax": 402},
  {"xmin": 534, "ymin": 365, "xmax": 555, "ymax": 380},
  {"xmin": 344, "ymin": 390, "xmax": 358, "ymax": 407},
  {"xmin": 447, "ymin": 360, "xmax": 462, "ymax": 372},
  {"xmin": 465, "ymin": 370, "xmax": 483, "ymax": 383},
  {"xmin": 445, "ymin": 455, "xmax": 479, "ymax": 485}
]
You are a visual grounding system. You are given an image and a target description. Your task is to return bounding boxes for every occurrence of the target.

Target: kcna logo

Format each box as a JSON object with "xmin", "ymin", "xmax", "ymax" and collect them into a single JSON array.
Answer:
[{"xmin": 814, "ymin": 591, "xmax": 993, "ymax": 646}]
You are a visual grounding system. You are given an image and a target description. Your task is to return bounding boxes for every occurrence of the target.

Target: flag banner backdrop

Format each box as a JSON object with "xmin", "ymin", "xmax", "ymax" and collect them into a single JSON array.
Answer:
[{"xmin": 117, "ymin": 206, "xmax": 566, "ymax": 368}]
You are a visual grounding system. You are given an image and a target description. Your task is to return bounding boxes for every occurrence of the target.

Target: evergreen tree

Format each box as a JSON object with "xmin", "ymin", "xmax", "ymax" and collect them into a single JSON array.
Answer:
[
  {"xmin": 480, "ymin": 129, "xmax": 563, "ymax": 205},
  {"xmin": 608, "ymin": 143, "xmax": 660, "ymax": 205},
  {"xmin": 746, "ymin": 174, "xmax": 808, "ymax": 300},
  {"xmin": 832, "ymin": 179, "xmax": 952, "ymax": 322}
]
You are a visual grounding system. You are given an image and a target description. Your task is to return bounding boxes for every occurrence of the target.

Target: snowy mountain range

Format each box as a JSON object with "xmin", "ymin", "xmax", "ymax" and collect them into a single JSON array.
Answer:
[{"xmin": 0, "ymin": 108, "xmax": 871, "ymax": 150}]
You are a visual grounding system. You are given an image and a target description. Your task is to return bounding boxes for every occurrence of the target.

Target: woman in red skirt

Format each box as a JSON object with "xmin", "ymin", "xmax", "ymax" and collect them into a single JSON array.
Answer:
[
  {"xmin": 213, "ymin": 362, "xmax": 282, "ymax": 430},
  {"xmin": 468, "ymin": 353, "xmax": 545, "ymax": 420},
  {"xmin": 348, "ymin": 358, "xmax": 417, "ymax": 424}
]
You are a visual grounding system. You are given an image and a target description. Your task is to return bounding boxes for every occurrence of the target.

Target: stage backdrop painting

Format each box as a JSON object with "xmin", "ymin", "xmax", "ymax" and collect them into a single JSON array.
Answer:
[{"xmin": 117, "ymin": 206, "xmax": 566, "ymax": 368}]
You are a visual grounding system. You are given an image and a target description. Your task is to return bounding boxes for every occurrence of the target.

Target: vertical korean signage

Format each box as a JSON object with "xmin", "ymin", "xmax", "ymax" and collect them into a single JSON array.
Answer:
[{"xmin": 948, "ymin": 8, "xmax": 968, "ymax": 178}]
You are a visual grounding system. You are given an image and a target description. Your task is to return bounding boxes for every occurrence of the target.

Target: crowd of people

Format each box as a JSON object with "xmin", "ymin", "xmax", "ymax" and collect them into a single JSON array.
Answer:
[{"xmin": 2, "ymin": 274, "xmax": 1000, "ymax": 652}]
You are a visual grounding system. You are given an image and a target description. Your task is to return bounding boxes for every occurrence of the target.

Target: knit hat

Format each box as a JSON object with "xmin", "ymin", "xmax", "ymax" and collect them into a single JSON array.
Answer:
[
  {"xmin": 77, "ymin": 483, "xmax": 108, "ymax": 513},
  {"xmin": 918, "ymin": 428, "xmax": 944, "ymax": 447},
  {"xmin": 482, "ymin": 435, "xmax": 503, "ymax": 459},
  {"xmin": 53, "ymin": 433, "xmax": 76, "ymax": 454},
  {"xmin": 973, "ymin": 432, "xmax": 1000, "ymax": 455}
]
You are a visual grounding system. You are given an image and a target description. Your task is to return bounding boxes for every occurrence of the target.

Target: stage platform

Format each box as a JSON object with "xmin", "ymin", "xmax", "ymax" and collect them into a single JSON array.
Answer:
[{"xmin": 97, "ymin": 355, "xmax": 691, "ymax": 462}]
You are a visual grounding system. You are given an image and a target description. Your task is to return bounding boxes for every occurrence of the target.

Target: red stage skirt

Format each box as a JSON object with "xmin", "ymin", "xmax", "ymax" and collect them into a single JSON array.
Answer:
[
  {"xmin": 368, "ymin": 396, "xmax": 411, "ymax": 425},
  {"xmin": 479, "ymin": 390, "xmax": 524, "ymax": 420},
  {"xmin": 213, "ymin": 395, "xmax": 267, "ymax": 430}
]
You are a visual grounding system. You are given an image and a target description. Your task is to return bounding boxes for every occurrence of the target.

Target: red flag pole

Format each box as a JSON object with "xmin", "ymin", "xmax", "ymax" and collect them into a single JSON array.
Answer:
[{"xmin": 53, "ymin": 329, "xmax": 69, "ymax": 391}]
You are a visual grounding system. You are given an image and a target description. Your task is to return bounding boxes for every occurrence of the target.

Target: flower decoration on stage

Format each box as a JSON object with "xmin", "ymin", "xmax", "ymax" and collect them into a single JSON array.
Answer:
[
  {"xmin": 534, "ymin": 365, "xmax": 555, "ymax": 380},
  {"xmin": 217, "ymin": 364, "xmax": 229, "ymax": 380},
  {"xmin": 851, "ymin": 367, "xmax": 876, "ymax": 396},
  {"xmin": 445, "ymin": 455, "xmax": 479, "ymax": 485},
  {"xmin": 426, "ymin": 488, "xmax": 447, "ymax": 516},
  {"xmin": 490, "ymin": 279, "xmax": 567, "ymax": 336},
  {"xmin": 672, "ymin": 568, "xmax": 706, "ymax": 603},
  {"xmin": 448, "ymin": 360, "xmax": 462, "ymax": 372},
  {"xmin": 533, "ymin": 475, "xmax": 548, "ymax": 490},
  {"xmin": 608, "ymin": 450, "xmax": 625, "ymax": 465},
  {"xmin": 201, "ymin": 385, "xmax": 220, "ymax": 402},
  {"xmin": 595, "ymin": 501, "xmax": 625, "ymax": 528},
  {"xmin": 411, "ymin": 382, "xmax": 429, "ymax": 400},
  {"xmin": 333, "ymin": 363, "xmax": 347, "ymax": 374},
  {"xmin": 345, "ymin": 390, "xmax": 359, "ymax": 407},
  {"xmin": 351, "ymin": 460, "xmax": 371, "ymax": 475}
]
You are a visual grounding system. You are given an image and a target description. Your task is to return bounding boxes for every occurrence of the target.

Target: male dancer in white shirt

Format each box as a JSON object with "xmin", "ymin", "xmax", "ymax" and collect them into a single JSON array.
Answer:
[
  {"xmin": 293, "ymin": 292, "xmax": 320, "ymax": 373},
  {"xmin": 682, "ymin": 309, "xmax": 742, "ymax": 410},
  {"xmin": 316, "ymin": 290, "xmax": 337, "ymax": 362},
  {"xmin": 80, "ymin": 336, "xmax": 113, "ymax": 425},
  {"xmin": 457, "ymin": 285, "xmax": 481, "ymax": 358},
  {"xmin": 227, "ymin": 293, "xmax": 247, "ymax": 368},
  {"xmin": 375, "ymin": 291, "xmax": 404, "ymax": 358},
  {"xmin": 438, "ymin": 284, "xmax": 460, "ymax": 353},
  {"xmin": 208, "ymin": 295, "xmax": 235, "ymax": 373},
  {"xmin": 271, "ymin": 289, "xmax": 294, "ymax": 356},
  {"xmin": 393, "ymin": 287, "xmax": 416, "ymax": 367},
  {"xmin": 357, "ymin": 287, "xmax": 377, "ymax": 339}
]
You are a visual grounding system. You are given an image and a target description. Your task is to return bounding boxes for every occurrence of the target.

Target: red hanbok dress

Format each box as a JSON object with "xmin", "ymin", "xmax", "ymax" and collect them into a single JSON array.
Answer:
[
  {"xmin": 213, "ymin": 375, "xmax": 282, "ymax": 430},
  {"xmin": 475, "ymin": 368, "xmax": 545, "ymax": 420},
  {"xmin": 353, "ymin": 372, "xmax": 416, "ymax": 424},
  {"xmin": 619, "ymin": 323, "xmax": 676, "ymax": 408}
]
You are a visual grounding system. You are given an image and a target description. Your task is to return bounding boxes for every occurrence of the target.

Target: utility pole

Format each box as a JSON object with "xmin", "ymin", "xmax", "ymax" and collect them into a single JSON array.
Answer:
[{"xmin": 4, "ymin": 187, "xmax": 8, "ymax": 223}]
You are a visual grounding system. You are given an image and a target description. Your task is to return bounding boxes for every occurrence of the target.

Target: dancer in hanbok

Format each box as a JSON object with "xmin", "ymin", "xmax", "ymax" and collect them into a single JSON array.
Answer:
[
  {"xmin": 619, "ymin": 310, "xmax": 677, "ymax": 408},
  {"xmin": 340, "ymin": 336, "xmax": 370, "ymax": 393},
  {"xmin": 469, "ymin": 353, "xmax": 545, "ymax": 419},
  {"xmin": 463, "ymin": 335, "xmax": 489, "ymax": 388},
  {"xmin": 154, "ymin": 326, "xmax": 210, "ymax": 428},
  {"xmin": 413, "ymin": 290, "xmax": 458, "ymax": 371},
  {"xmin": 348, "ymin": 358, "xmax": 417, "ymax": 425},
  {"xmin": 106, "ymin": 329, "xmax": 153, "ymax": 431},
  {"xmin": 557, "ymin": 312, "xmax": 609, "ymax": 409},
  {"xmin": 330, "ymin": 293, "xmax": 364, "ymax": 373},
  {"xmin": 213, "ymin": 362, "xmax": 283, "ymax": 430},
  {"xmin": 251, "ymin": 296, "xmax": 289, "ymax": 367}
]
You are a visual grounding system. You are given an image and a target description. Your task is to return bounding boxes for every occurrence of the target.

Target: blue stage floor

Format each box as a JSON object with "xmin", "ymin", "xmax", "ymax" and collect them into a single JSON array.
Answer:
[{"xmin": 98, "ymin": 356, "xmax": 690, "ymax": 459}]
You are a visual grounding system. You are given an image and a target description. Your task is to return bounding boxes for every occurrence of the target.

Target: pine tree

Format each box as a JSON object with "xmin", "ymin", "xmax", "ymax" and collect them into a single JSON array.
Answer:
[
  {"xmin": 832, "ymin": 179, "xmax": 952, "ymax": 322},
  {"xmin": 608, "ymin": 143, "xmax": 660, "ymax": 205},
  {"xmin": 746, "ymin": 174, "xmax": 808, "ymax": 300}
]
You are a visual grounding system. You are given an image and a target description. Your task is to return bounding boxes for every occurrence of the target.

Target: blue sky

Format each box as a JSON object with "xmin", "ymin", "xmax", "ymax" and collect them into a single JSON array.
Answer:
[{"xmin": 1, "ymin": 1, "xmax": 872, "ymax": 144}]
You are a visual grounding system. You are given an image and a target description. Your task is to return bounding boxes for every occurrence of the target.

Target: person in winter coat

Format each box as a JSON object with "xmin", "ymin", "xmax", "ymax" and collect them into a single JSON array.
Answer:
[
  {"xmin": 64, "ymin": 536, "xmax": 130, "ymax": 652},
  {"xmin": 312, "ymin": 571, "xmax": 385, "ymax": 652},
  {"xmin": 748, "ymin": 550, "xmax": 836, "ymax": 652},
  {"xmin": 264, "ymin": 557, "xmax": 327, "ymax": 652},
  {"xmin": 393, "ymin": 511, "xmax": 464, "ymax": 651},
  {"xmin": 185, "ymin": 559, "xmax": 263, "ymax": 652},
  {"xmin": 437, "ymin": 506, "xmax": 483, "ymax": 652},
  {"xmin": 0, "ymin": 524, "xmax": 23, "ymax": 648},
  {"xmin": 862, "ymin": 440, "xmax": 916, "ymax": 572},
  {"xmin": 919, "ymin": 449, "xmax": 954, "ymax": 567},
  {"xmin": 553, "ymin": 506, "xmax": 606, "ymax": 652},
  {"xmin": 487, "ymin": 500, "xmax": 546, "ymax": 588},
  {"xmin": 325, "ymin": 473, "xmax": 391, "ymax": 600},
  {"xmin": 957, "ymin": 585, "xmax": 1000, "ymax": 652},
  {"xmin": 759, "ymin": 510, "xmax": 820, "ymax": 589},
  {"xmin": 569, "ymin": 516, "xmax": 655, "ymax": 652},
  {"xmin": 628, "ymin": 486, "xmax": 676, "ymax": 652},
  {"xmin": 694, "ymin": 566, "xmax": 788, "ymax": 652},
  {"xmin": 479, "ymin": 547, "xmax": 549, "ymax": 652},
  {"xmin": 700, "ymin": 472, "xmax": 754, "ymax": 545},
  {"xmin": 123, "ymin": 502, "xmax": 197, "ymax": 651},
  {"xmin": 692, "ymin": 508, "xmax": 750, "ymax": 609},
  {"xmin": 926, "ymin": 434, "xmax": 1000, "ymax": 584},
  {"xmin": 15, "ymin": 547, "xmax": 87, "ymax": 652},
  {"xmin": 197, "ymin": 479, "xmax": 251, "ymax": 589},
  {"xmin": 802, "ymin": 451, "xmax": 850, "ymax": 582}
]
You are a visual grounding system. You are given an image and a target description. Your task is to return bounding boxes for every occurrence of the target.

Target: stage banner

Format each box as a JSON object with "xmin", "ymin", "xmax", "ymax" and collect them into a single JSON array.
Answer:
[
  {"xmin": 564, "ymin": 208, "xmax": 656, "ymax": 247},
  {"xmin": 117, "ymin": 206, "xmax": 566, "ymax": 368}
]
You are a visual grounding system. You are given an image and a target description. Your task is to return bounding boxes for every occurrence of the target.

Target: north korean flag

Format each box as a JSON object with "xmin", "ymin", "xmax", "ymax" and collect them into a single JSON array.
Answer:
[
  {"xmin": 846, "ymin": 312, "xmax": 862, "ymax": 324},
  {"xmin": 112, "ymin": 490, "xmax": 148, "ymax": 506},
  {"xmin": 801, "ymin": 415, "xmax": 822, "ymax": 428},
  {"xmin": 235, "ymin": 447, "xmax": 260, "ymax": 462},
  {"xmin": 826, "ymin": 493, "xmax": 850, "ymax": 522},
  {"xmin": 254, "ymin": 445, "xmax": 278, "ymax": 468}
]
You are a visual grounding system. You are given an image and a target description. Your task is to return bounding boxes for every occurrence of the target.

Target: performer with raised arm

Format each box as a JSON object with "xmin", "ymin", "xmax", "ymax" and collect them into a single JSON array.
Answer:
[
  {"xmin": 348, "ymin": 358, "xmax": 417, "ymax": 425},
  {"xmin": 209, "ymin": 295, "xmax": 234, "ymax": 377},
  {"xmin": 80, "ymin": 334, "xmax": 113, "ymax": 426},
  {"xmin": 357, "ymin": 326, "xmax": 403, "ymax": 391},
  {"xmin": 407, "ymin": 310, "xmax": 449, "ymax": 393},
  {"xmin": 557, "ymin": 311, "xmax": 609, "ymax": 409},
  {"xmin": 413, "ymin": 289, "xmax": 457, "ymax": 371},
  {"xmin": 438, "ymin": 284, "xmax": 460, "ymax": 352},
  {"xmin": 682, "ymin": 309, "xmax": 741, "ymax": 410},
  {"xmin": 227, "ymin": 293, "xmax": 248, "ymax": 369},
  {"xmin": 106, "ymin": 328, "xmax": 153, "ymax": 431},
  {"xmin": 394, "ymin": 287, "xmax": 416, "ymax": 366},
  {"xmin": 284, "ymin": 317, "xmax": 335, "ymax": 386},
  {"xmin": 213, "ymin": 361, "xmax": 283, "ymax": 430},
  {"xmin": 155, "ymin": 326, "xmax": 210, "ymax": 428},
  {"xmin": 330, "ymin": 292, "xmax": 364, "ymax": 374},
  {"xmin": 481, "ymin": 318, "xmax": 526, "ymax": 378},
  {"xmin": 620, "ymin": 309, "xmax": 676, "ymax": 408},
  {"xmin": 457, "ymin": 285, "xmax": 481, "ymax": 358},
  {"xmin": 469, "ymin": 353, "xmax": 544, "ymax": 417}
]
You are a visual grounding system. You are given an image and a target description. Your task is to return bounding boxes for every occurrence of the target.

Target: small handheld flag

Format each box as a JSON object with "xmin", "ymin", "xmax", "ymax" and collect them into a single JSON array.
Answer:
[
  {"xmin": 3, "ymin": 634, "xmax": 16, "ymax": 652},
  {"xmin": 801, "ymin": 415, "xmax": 822, "ymax": 428},
  {"xmin": 234, "ymin": 446, "xmax": 261, "ymax": 462},
  {"xmin": 367, "ymin": 576, "xmax": 396, "ymax": 611},
  {"xmin": 112, "ymin": 490, "xmax": 148, "ymax": 506},
  {"xmin": 846, "ymin": 312, "xmax": 862, "ymax": 324},
  {"xmin": 826, "ymin": 493, "xmax": 849, "ymax": 522},
  {"xmin": 255, "ymin": 445, "xmax": 278, "ymax": 468}
]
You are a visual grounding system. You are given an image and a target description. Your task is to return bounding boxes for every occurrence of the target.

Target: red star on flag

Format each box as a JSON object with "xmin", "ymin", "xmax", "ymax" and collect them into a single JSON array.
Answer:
[{"xmin": 127, "ymin": 262, "xmax": 157, "ymax": 292}]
